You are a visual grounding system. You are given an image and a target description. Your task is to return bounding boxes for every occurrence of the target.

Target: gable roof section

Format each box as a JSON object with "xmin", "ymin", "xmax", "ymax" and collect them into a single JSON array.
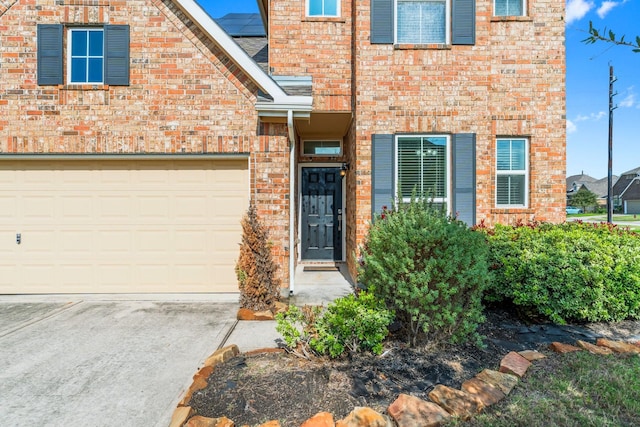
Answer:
[{"xmin": 173, "ymin": 0, "xmax": 311, "ymax": 116}]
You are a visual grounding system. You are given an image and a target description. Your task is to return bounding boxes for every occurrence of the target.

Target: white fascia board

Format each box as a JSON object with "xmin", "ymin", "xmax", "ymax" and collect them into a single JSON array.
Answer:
[
  {"xmin": 173, "ymin": 0, "xmax": 310, "ymax": 111},
  {"xmin": 256, "ymin": 97, "xmax": 314, "ymax": 113}
]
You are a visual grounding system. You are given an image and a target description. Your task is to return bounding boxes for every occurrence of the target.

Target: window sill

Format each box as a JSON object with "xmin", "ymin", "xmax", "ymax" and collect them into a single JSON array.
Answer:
[
  {"xmin": 59, "ymin": 84, "xmax": 110, "ymax": 91},
  {"xmin": 490, "ymin": 16, "xmax": 532, "ymax": 22},
  {"xmin": 394, "ymin": 44, "xmax": 451, "ymax": 50},
  {"xmin": 302, "ymin": 17, "xmax": 346, "ymax": 23},
  {"xmin": 491, "ymin": 208, "xmax": 534, "ymax": 214}
]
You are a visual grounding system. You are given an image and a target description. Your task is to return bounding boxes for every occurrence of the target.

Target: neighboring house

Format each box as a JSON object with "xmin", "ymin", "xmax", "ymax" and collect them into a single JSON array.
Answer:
[
  {"xmin": 613, "ymin": 167, "xmax": 640, "ymax": 214},
  {"xmin": 566, "ymin": 173, "xmax": 618, "ymax": 207},
  {"xmin": 0, "ymin": 0, "xmax": 565, "ymax": 295}
]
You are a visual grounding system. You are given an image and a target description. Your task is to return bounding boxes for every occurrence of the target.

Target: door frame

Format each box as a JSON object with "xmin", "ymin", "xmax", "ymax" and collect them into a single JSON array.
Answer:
[{"xmin": 298, "ymin": 163, "xmax": 346, "ymax": 262}]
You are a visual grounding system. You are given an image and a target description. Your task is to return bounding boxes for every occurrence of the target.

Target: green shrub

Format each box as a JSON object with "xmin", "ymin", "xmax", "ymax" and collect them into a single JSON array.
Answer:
[
  {"xmin": 358, "ymin": 198, "xmax": 490, "ymax": 347},
  {"xmin": 275, "ymin": 292, "xmax": 393, "ymax": 359},
  {"xmin": 311, "ymin": 292, "xmax": 393, "ymax": 358},
  {"xmin": 481, "ymin": 221, "xmax": 640, "ymax": 323}
]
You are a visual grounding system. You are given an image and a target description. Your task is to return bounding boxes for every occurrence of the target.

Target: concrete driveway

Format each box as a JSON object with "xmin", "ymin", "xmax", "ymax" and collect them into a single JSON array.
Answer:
[{"xmin": 0, "ymin": 296, "xmax": 237, "ymax": 427}]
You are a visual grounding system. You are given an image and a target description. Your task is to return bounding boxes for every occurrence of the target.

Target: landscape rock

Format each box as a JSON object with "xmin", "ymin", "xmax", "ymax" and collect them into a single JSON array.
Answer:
[
  {"xmin": 300, "ymin": 412, "xmax": 335, "ymax": 427},
  {"xmin": 178, "ymin": 376, "xmax": 208, "ymax": 406},
  {"xmin": 203, "ymin": 345, "xmax": 240, "ymax": 368},
  {"xmin": 499, "ymin": 351, "xmax": 532, "ymax": 377},
  {"xmin": 576, "ymin": 340, "xmax": 613, "ymax": 355},
  {"xmin": 193, "ymin": 365, "xmax": 214, "ymax": 383},
  {"xmin": 549, "ymin": 342, "xmax": 582, "ymax": 354},
  {"xmin": 169, "ymin": 406, "xmax": 193, "ymax": 427},
  {"xmin": 596, "ymin": 338, "xmax": 640, "ymax": 354},
  {"xmin": 254, "ymin": 310, "xmax": 276, "ymax": 320},
  {"xmin": 387, "ymin": 393, "xmax": 451, "ymax": 427},
  {"xmin": 184, "ymin": 415, "xmax": 234, "ymax": 427},
  {"xmin": 461, "ymin": 377, "xmax": 506, "ymax": 406},
  {"xmin": 237, "ymin": 308, "xmax": 258, "ymax": 320},
  {"xmin": 257, "ymin": 421, "xmax": 281, "ymax": 427},
  {"xmin": 428, "ymin": 385, "xmax": 484, "ymax": 420},
  {"xmin": 273, "ymin": 301, "xmax": 289, "ymax": 314},
  {"xmin": 518, "ymin": 350, "xmax": 546, "ymax": 361},
  {"xmin": 475, "ymin": 369, "xmax": 519, "ymax": 395},
  {"xmin": 336, "ymin": 407, "xmax": 393, "ymax": 427}
]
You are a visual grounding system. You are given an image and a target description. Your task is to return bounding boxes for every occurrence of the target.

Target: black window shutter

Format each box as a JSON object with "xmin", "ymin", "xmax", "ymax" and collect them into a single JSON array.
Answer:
[
  {"xmin": 372, "ymin": 134, "xmax": 395, "ymax": 219},
  {"xmin": 104, "ymin": 25, "xmax": 130, "ymax": 86},
  {"xmin": 37, "ymin": 24, "xmax": 63, "ymax": 85},
  {"xmin": 452, "ymin": 0, "xmax": 476, "ymax": 45},
  {"xmin": 370, "ymin": 0, "xmax": 394, "ymax": 44},
  {"xmin": 452, "ymin": 133, "xmax": 476, "ymax": 225}
]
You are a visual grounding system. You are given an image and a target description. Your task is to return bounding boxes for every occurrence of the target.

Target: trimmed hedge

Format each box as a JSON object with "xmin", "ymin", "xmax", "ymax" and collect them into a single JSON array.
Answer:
[{"xmin": 480, "ymin": 221, "xmax": 640, "ymax": 323}]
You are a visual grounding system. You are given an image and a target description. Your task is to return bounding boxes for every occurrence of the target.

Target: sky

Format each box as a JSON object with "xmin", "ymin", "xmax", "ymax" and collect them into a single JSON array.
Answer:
[{"xmin": 196, "ymin": 0, "xmax": 640, "ymax": 179}]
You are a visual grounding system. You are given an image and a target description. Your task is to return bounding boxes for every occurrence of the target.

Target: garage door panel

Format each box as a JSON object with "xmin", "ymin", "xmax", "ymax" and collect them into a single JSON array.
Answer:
[{"xmin": 0, "ymin": 159, "xmax": 248, "ymax": 294}]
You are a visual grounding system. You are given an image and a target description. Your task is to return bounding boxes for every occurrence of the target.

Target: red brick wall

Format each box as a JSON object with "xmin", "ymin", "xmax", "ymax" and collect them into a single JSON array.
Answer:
[
  {"xmin": 268, "ymin": 0, "xmax": 353, "ymax": 111},
  {"xmin": 267, "ymin": 0, "xmax": 565, "ymax": 276},
  {"xmin": 0, "ymin": 0, "xmax": 291, "ymax": 284}
]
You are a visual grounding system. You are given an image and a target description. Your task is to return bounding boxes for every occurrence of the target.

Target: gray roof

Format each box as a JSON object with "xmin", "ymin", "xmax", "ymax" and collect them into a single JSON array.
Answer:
[
  {"xmin": 233, "ymin": 37, "xmax": 268, "ymax": 72},
  {"xmin": 567, "ymin": 174, "xmax": 618, "ymax": 198},
  {"xmin": 620, "ymin": 166, "xmax": 640, "ymax": 177}
]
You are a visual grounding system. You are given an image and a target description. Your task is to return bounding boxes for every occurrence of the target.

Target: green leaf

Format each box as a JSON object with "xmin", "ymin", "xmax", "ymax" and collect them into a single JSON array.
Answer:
[{"xmin": 609, "ymin": 30, "xmax": 616, "ymax": 41}]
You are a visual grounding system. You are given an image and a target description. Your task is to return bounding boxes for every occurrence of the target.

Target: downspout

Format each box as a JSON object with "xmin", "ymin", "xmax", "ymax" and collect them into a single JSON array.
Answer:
[{"xmin": 287, "ymin": 110, "xmax": 296, "ymax": 295}]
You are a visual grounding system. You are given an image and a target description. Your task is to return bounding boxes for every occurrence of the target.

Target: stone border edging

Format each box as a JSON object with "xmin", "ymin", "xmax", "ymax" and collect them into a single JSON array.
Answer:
[{"xmin": 170, "ymin": 338, "xmax": 640, "ymax": 427}]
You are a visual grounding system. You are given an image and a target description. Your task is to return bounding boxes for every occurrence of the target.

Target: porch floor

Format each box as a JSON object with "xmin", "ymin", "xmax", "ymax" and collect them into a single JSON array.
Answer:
[{"xmin": 285, "ymin": 263, "xmax": 355, "ymax": 306}]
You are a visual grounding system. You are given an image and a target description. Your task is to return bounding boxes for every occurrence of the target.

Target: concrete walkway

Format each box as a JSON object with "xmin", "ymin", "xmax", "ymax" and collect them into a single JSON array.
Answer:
[
  {"xmin": 223, "ymin": 264, "xmax": 355, "ymax": 352},
  {"xmin": 0, "ymin": 295, "xmax": 237, "ymax": 427}
]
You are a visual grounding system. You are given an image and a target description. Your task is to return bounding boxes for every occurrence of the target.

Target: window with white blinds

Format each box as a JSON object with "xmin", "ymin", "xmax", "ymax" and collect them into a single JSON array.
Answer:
[
  {"xmin": 397, "ymin": 0, "xmax": 448, "ymax": 44},
  {"xmin": 494, "ymin": 0, "xmax": 524, "ymax": 16},
  {"xmin": 496, "ymin": 138, "xmax": 528, "ymax": 207},
  {"xmin": 396, "ymin": 135, "xmax": 449, "ymax": 204}
]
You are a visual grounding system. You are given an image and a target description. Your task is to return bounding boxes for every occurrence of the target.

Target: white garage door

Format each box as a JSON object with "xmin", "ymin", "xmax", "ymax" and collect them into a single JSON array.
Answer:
[
  {"xmin": 626, "ymin": 200, "xmax": 640, "ymax": 214},
  {"xmin": 0, "ymin": 159, "xmax": 248, "ymax": 294}
]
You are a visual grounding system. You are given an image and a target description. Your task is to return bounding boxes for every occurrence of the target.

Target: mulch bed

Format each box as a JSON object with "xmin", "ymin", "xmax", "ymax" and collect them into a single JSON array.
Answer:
[{"xmin": 189, "ymin": 306, "xmax": 640, "ymax": 426}]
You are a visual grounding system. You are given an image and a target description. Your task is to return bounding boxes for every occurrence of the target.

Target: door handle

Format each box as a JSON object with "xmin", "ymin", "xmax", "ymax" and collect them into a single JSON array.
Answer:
[{"xmin": 337, "ymin": 214, "xmax": 342, "ymax": 231}]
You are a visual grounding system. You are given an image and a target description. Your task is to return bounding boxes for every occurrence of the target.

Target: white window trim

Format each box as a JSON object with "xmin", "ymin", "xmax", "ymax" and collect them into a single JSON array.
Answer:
[
  {"xmin": 394, "ymin": 134, "xmax": 452, "ymax": 215},
  {"xmin": 301, "ymin": 139, "xmax": 343, "ymax": 157},
  {"xmin": 493, "ymin": 0, "xmax": 527, "ymax": 17},
  {"xmin": 495, "ymin": 138, "xmax": 529, "ymax": 208},
  {"xmin": 306, "ymin": 0, "xmax": 341, "ymax": 17},
  {"xmin": 394, "ymin": 0, "xmax": 451, "ymax": 45},
  {"xmin": 67, "ymin": 27, "xmax": 104, "ymax": 85}
]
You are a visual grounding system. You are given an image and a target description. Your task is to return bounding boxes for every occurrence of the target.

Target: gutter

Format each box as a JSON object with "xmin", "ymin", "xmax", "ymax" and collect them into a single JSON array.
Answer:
[{"xmin": 287, "ymin": 110, "xmax": 296, "ymax": 295}]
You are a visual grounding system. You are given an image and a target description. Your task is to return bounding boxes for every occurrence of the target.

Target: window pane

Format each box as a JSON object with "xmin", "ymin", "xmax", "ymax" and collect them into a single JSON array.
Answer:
[
  {"xmin": 497, "ymin": 139, "xmax": 526, "ymax": 171},
  {"xmin": 303, "ymin": 140, "xmax": 341, "ymax": 155},
  {"xmin": 71, "ymin": 31, "xmax": 87, "ymax": 56},
  {"xmin": 497, "ymin": 175, "xmax": 525, "ymax": 205},
  {"xmin": 309, "ymin": 0, "xmax": 322, "ymax": 15},
  {"xmin": 71, "ymin": 58, "xmax": 87, "ymax": 82},
  {"xmin": 89, "ymin": 31, "xmax": 103, "ymax": 56},
  {"xmin": 325, "ymin": 0, "xmax": 338, "ymax": 15},
  {"xmin": 495, "ymin": 0, "xmax": 523, "ymax": 16},
  {"xmin": 398, "ymin": 136, "xmax": 446, "ymax": 199},
  {"xmin": 398, "ymin": 0, "xmax": 446, "ymax": 44},
  {"xmin": 88, "ymin": 58, "xmax": 103, "ymax": 82},
  {"xmin": 510, "ymin": 140, "xmax": 525, "ymax": 170},
  {"xmin": 496, "ymin": 140, "xmax": 511, "ymax": 170}
]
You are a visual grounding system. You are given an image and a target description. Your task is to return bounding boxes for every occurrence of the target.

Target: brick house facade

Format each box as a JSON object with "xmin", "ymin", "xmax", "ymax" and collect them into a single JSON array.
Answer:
[{"xmin": 0, "ymin": 0, "xmax": 565, "ymax": 294}]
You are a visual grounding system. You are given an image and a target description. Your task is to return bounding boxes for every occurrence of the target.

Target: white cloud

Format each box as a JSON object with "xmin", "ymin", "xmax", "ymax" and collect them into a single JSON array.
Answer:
[
  {"xmin": 575, "ymin": 111, "xmax": 606, "ymax": 122},
  {"xmin": 566, "ymin": 0, "xmax": 594, "ymax": 24},
  {"xmin": 567, "ymin": 119, "xmax": 577, "ymax": 134},
  {"xmin": 619, "ymin": 87, "xmax": 636, "ymax": 108},
  {"xmin": 597, "ymin": 1, "xmax": 619, "ymax": 18}
]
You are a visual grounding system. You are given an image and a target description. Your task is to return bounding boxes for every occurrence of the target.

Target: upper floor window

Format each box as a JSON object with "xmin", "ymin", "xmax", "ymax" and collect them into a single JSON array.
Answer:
[
  {"xmin": 69, "ymin": 29, "xmax": 104, "ymax": 84},
  {"xmin": 494, "ymin": 0, "xmax": 525, "ymax": 16},
  {"xmin": 307, "ymin": 0, "xmax": 339, "ymax": 16},
  {"xmin": 397, "ymin": 0, "xmax": 449, "ymax": 44},
  {"xmin": 496, "ymin": 138, "xmax": 528, "ymax": 207},
  {"xmin": 37, "ymin": 24, "xmax": 130, "ymax": 86},
  {"xmin": 396, "ymin": 135, "xmax": 449, "ymax": 206}
]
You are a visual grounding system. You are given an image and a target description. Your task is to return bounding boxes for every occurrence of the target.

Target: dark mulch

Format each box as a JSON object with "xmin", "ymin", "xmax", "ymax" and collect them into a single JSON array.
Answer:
[{"xmin": 189, "ymin": 306, "xmax": 640, "ymax": 426}]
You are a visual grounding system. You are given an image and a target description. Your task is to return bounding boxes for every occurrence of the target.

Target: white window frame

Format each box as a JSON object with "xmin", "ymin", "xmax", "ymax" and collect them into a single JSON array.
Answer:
[
  {"xmin": 394, "ymin": 0, "xmax": 451, "ymax": 45},
  {"xmin": 395, "ymin": 134, "xmax": 451, "ymax": 213},
  {"xmin": 301, "ymin": 139, "xmax": 343, "ymax": 157},
  {"xmin": 495, "ymin": 138, "xmax": 529, "ymax": 208},
  {"xmin": 493, "ymin": 0, "xmax": 526, "ymax": 16},
  {"xmin": 306, "ymin": 0, "xmax": 340, "ymax": 17},
  {"xmin": 67, "ymin": 27, "xmax": 104, "ymax": 84}
]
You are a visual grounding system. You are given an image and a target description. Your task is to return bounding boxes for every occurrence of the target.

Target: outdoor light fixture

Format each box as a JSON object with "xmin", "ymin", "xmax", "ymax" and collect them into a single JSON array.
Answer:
[{"xmin": 340, "ymin": 162, "xmax": 350, "ymax": 177}]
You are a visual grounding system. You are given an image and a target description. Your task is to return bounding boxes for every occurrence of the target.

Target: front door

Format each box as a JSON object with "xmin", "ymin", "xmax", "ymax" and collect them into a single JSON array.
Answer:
[{"xmin": 301, "ymin": 167, "xmax": 342, "ymax": 261}]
